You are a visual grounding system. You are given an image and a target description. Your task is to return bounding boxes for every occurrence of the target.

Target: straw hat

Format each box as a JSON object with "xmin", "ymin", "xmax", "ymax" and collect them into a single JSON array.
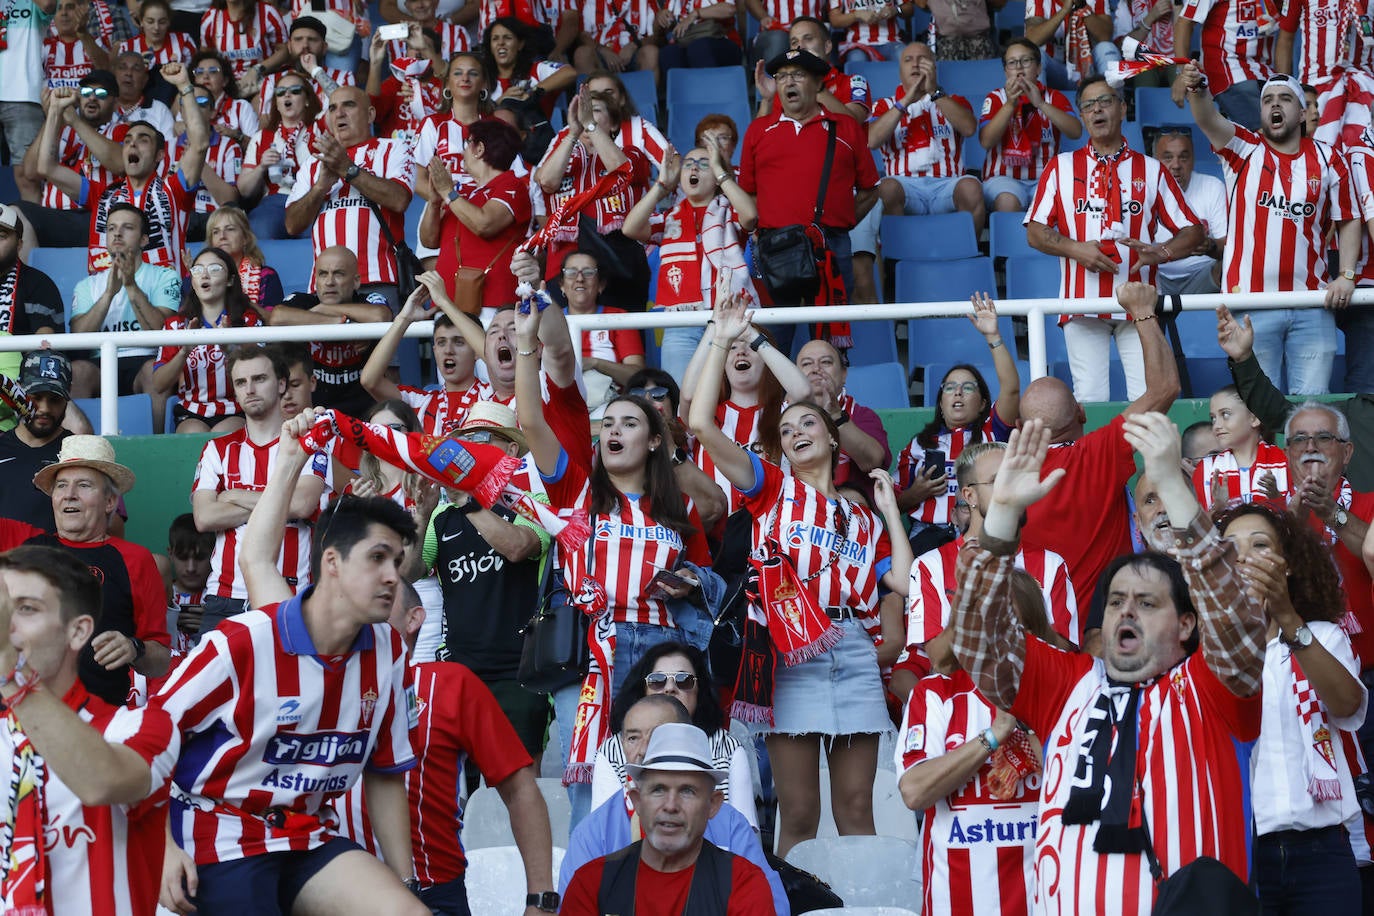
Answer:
[
  {"xmin": 456, "ymin": 401, "xmax": 528, "ymax": 454},
  {"xmin": 33, "ymin": 435, "xmax": 136, "ymax": 495}
]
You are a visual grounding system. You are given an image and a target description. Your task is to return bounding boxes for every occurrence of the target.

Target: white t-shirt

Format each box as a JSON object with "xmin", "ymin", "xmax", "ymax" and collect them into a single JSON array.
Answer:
[
  {"xmin": 1157, "ymin": 171, "xmax": 1228, "ymax": 282},
  {"xmin": 70, "ymin": 262, "xmax": 181, "ymax": 358},
  {"xmin": 0, "ymin": 0, "xmax": 54, "ymax": 103}
]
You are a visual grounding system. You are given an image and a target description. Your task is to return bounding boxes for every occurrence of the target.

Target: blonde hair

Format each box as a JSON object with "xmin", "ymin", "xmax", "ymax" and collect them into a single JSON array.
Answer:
[{"xmin": 204, "ymin": 206, "xmax": 266, "ymax": 267}]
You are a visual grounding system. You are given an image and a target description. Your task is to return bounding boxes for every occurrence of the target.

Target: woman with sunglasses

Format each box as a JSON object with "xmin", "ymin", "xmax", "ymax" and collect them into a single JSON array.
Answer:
[
  {"xmin": 895, "ymin": 292, "xmax": 1021, "ymax": 555},
  {"xmin": 514, "ymin": 298, "xmax": 715, "ymax": 824},
  {"xmin": 151, "ymin": 246, "xmax": 263, "ymax": 434},
  {"xmin": 593, "ymin": 642, "xmax": 757, "ymax": 826},
  {"xmin": 238, "ymin": 70, "xmax": 323, "ymax": 238},
  {"xmin": 688, "ymin": 291, "xmax": 912, "ymax": 857},
  {"xmin": 183, "ymin": 49, "xmax": 260, "ymax": 144}
]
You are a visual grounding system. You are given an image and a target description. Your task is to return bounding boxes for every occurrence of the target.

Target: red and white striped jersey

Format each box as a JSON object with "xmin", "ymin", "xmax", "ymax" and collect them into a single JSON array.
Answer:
[
  {"xmin": 118, "ymin": 30, "xmax": 197, "ymax": 68},
  {"xmin": 1, "ymin": 683, "xmax": 164, "ymax": 916},
  {"xmin": 1191, "ymin": 440, "xmax": 1290, "ymax": 510},
  {"xmin": 871, "ymin": 92, "xmax": 970, "ymax": 178},
  {"xmin": 980, "ymin": 86, "xmax": 1076, "ymax": 181},
  {"xmin": 1345, "ymin": 137, "xmax": 1374, "ymax": 282},
  {"xmin": 756, "ymin": 0, "xmax": 823, "ymax": 27},
  {"xmin": 1027, "ymin": 0, "xmax": 1109, "ymax": 79},
  {"xmin": 156, "ymin": 311, "xmax": 264, "ymax": 418},
  {"xmin": 1279, "ymin": 0, "xmax": 1354, "ymax": 88},
  {"xmin": 1027, "ymin": 145, "xmax": 1200, "ymax": 299},
  {"xmin": 1217, "ymin": 129, "xmax": 1354, "ymax": 292},
  {"xmin": 691, "ymin": 400, "xmax": 761, "ymax": 514},
  {"xmin": 907, "ymin": 537, "xmax": 1082, "ymax": 649},
  {"xmin": 208, "ymin": 96, "xmax": 261, "ymax": 142},
  {"xmin": 823, "ymin": 67, "xmax": 872, "ymax": 116},
  {"xmin": 1181, "ymin": 0, "xmax": 1277, "ymax": 96},
  {"xmin": 544, "ymin": 457, "xmax": 712, "ymax": 627},
  {"xmin": 899, "ymin": 670, "xmax": 1040, "ymax": 916},
  {"xmin": 200, "ymin": 4, "xmax": 288, "ymax": 80},
  {"xmin": 110, "ymin": 596, "xmax": 417, "ymax": 866},
  {"xmin": 387, "ymin": 21, "xmax": 471, "ymax": 62},
  {"xmin": 580, "ymin": 0, "xmax": 651, "ymax": 54},
  {"xmin": 414, "ymin": 113, "xmax": 476, "ymax": 193},
  {"xmin": 740, "ymin": 453, "xmax": 894, "ymax": 637},
  {"xmin": 491, "ymin": 59, "xmax": 567, "ymax": 115},
  {"xmin": 1012, "ymin": 639, "xmax": 1261, "ymax": 916},
  {"xmin": 42, "ymin": 36, "xmax": 94, "ymax": 91},
  {"xmin": 835, "ymin": 0, "xmax": 900, "ymax": 54},
  {"xmin": 479, "ymin": 0, "xmax": 574, "ymax": 34},
  {"xmin": 82, "ymin": 172, "xmax": 195, "ymax": 274},
  {"xmin": 896, "ymin": 413, "xmax": 1011, "ymax": 526},
  {"xmin": 285, "ymin": 137, "xmax": 415, "ymax": 287},
  {"xmin": 242, "ymin": 123, "xmax": 319, "ymax": 197},
  {"xmin": 41, "ymin": 120, "xmax": 125, "ymax": 210},
  {"xmin": 544, "ymin": 116, "xmax": 669, "ymax": 176},
  {"xmin": 193, "ymin": 431, "xmax": 328, "ymax": 599},
  {"xmin": 538, "ymin": 139, "xmax": 651, "ymax": 241},
  {"xmin": 179, "ymin": 133, "xmax": 243, "ymax": 214},
  {"xmin": 256, "ymin": 69, "xmax": 357, "ymax": 117},
  {"xmin": 397, "ymin": 380, "xmax": 491, "ymax": 436}
]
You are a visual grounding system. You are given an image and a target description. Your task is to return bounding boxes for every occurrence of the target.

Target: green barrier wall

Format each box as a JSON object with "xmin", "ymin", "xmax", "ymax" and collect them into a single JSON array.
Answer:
[{"xmin": 107, "ymin": 400, "xmax": 1218, "ymax": 554}]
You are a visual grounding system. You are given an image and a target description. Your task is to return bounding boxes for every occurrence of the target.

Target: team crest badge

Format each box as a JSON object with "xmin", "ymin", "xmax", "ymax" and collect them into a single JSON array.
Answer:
[
  {"xmin": 1170, "ymin": 667, "xmax": 1188, "ymax": 698},
  {"xmin": 1132, "ymin": 178, "xmax": 1145, "ymax": 194},
  {"xmin": 1309, "ymin": 177, "xmax": 1321, "ymax": 197},
  {"xmin": 1314, "ymin": 725, "xmax": 1338, "ymax": 772},
  {"xmin": 359, "ymin": 688, "xmax": 378, "ymax": 728}
]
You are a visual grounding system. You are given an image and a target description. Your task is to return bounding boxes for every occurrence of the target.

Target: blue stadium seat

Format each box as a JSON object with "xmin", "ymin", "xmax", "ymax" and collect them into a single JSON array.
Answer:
[
  {"xmin": 73, "ymin": 393, "xmax": 155, "ymax": 436},
  {"xmin": 258, "ymin": 239, "xmax": 314, "ymax": 297},
  {"xmin": 924, "ymin": 358, "xmax": 1029, "ymax": 406},
  {"xmin": 995, "ymin": 1, "xmax": 1026, "ymax": 35},
  {"xmin": 404, "ymin": 194, "xmax": 427, "ymax": 246},
  {"xmin": 903, "ymin": 309, "xmax": 1016, "ymax": 379},
  {"xmin": 794, "ymin": 319, "xmax": 901, "ymax": 365},
  {"xmin": 1167, "ymin": 308, "xmax": 1222, "ymax": 358},
  {"xmin": 396, "ymin": 337, "xmax": 423, "ymax": 387},
  {"xmin": 881, "ymin": 213, "xmax": 978, "ymax": 261},
  {"xmin": 1051, "ymin": 359, "xmax": 1127, "ymax": 401},
  {"xmin": 667, "ymin": 66, "xmax": 746, "ymax": 106},
  {"xmin": 1134, "ymin": 87, "xmax": 1188, "ymax": 127},
  {"xmin": 937, "ymin": 59, "xmax": 1003, "ymax": 109},
  {"xmin": 846, "ymin": 361, "xmax": 910, "ymax": 409},
  {"xmin": 666, "ymin": 101, "xmax": 751, "ymax": 165},
  {"xmin": 1040, "ymin": 315, "xmax": 1070, "ymax": 365},
  {"xmin": 1004, "ymin": 254, "xmax": 1060, "ymax": 301},
  {"xmin": 909, "ymin": 7, "xmax": 932, "ymax": 36},
  {"xmin": 1178, "ymin": 356, "xmax": 1236, "ymax": 399},
  {"xmin": 989, "ymin": 211, "xmax": 1034, "ymax": 259},
  {"xmin": 580, "ymin": 71, "xmax": 657, "ymax": 124},
  {"xmin": 894, "ymin": 257, "xmax": 998, "ymax": 305},
  {"xmin": 0, "ymin": 167, "xmax": 19, "ymax": 205},
  {"xmin": 844, "ymin": 60, "xmax": 899, "ymax": 94}
]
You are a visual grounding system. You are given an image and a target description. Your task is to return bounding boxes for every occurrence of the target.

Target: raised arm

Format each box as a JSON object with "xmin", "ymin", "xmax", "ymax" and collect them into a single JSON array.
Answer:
[
  {"xmin": 685, "ymin": 288, "xmax": 761, "ymax": 493},
  {"xmin": 1118, "ymin": 281, "xmax": 1180, "ymax": 416},
  {"xmin": 361, "ymin": 288, "xmax": 429, "ymax": 402},
  {"xmin": 164, "ymin": 63, "xmax": 209, "ymax": 187},
  {"xmin": 1121, "ymin": 412, "xmax": 1266, "ymax": 696},
  {"xmin": 36, "ymin": 90, "xmax": 84, "ymax": 201},
  {"xmin": 513, "ymin": 297, "xmax": 562, "ymax": 476},
  {"xmin": 969, "ymin": 292, "xmax": 1020, "ymax": 423},
  {"xmin": 949, "ymin": 419, "xmax": 1067, "ymax": 708},
  {"xmin": 622, "ymin": 145, "xmax": 678, "ymax": 242},
  {"xmin": 1180, "ymin": 61, "xmax": 1236, "ymax": 152},
  {"xmin": 1216, "ymin": 304, "xmax": 1293, "ymax": 435},
  {"xmin": 240, "ymin": 417, "xmax": 314, "ymax": 609}
]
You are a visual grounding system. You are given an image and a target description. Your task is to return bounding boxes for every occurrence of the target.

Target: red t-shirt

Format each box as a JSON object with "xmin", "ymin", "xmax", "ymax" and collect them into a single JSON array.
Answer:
[
  {"xmin": 561, "ymin": 850, "xmax": 775, "ymax": 916},
  {"xmin": 1021, "ymin": 414, "xmax": 1137, "ymax": 607},
  {"xmin": 1318, "ymin": 489, "xmax": 1374, "ymax": 669},
  {"xmin": 435, "ymin": 169, "xmax": 532, "ymax": 309},
  {"xmin": 739, "ymin": 107, "xmax": 880, "ymax": 230},
  {"xmin": 578, "ymin": 306, "xmax": 645, "ymax": 363}
]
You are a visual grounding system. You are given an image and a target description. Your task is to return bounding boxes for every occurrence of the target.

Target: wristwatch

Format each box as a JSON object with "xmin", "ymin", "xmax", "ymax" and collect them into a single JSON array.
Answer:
[
  {"xmin": 748, "ymin": 332, "xmax": 770, "ymax": 352},
  {"xmin": 929, "ymin": 88, "xmax": 946, "ymax": 101},
  {"xmin": 833, "ymin": 410, "xmax": 851, "ymax": 428},
  {"xmin": 1281, "ymin": 624, "xmax": 1315, "ymax": 650},
  {"xmin": 671, "ymin": 447, "xmax": 688, "ymax": 466},
  {"xmin": 1333, "ymin": 506, "xmax": 1349, "ymax": 528},
  {"xmin": 527, "ymin": 891, "xmax": 560, "ymax": 912},
  {"xmin": 1342, "ymin": 269, "xmax": 1357, "ymax": 281},
  {"xmin": 344, "ymin": 163, "xmax": 361, "ymax": 181},
  {"xmin": 128, "ymin": 635, "xmax": 146, "ymax": 661}
]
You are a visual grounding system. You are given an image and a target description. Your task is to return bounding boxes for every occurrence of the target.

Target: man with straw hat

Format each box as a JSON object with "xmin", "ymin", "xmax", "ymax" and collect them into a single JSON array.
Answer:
[
  {"xmin": 561, "ymin": 722, "xmax": 775, "ymax": 914},
  {"xmin": 0, "ymin": 433, "xmax": 170, "ymax": 704}
]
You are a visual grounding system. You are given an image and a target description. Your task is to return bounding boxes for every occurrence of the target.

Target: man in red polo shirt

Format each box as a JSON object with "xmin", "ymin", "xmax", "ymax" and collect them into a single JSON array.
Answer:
[{"xmin": 738, "ymin": 47, "xmax": 878, "ymax": 350}]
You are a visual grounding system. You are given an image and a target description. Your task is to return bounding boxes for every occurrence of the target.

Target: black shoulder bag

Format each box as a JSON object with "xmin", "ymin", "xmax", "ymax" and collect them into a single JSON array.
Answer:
[
  {"xmin": 754, "ymin": 119, "xmax": 837, "ymax": 305},
  {"xmin": 366, "ymin": 199, "xmax": 424, "ymax": 301},
  {"xmin": 517, "ymin": 536, "xmax": 593, "ymax": 694}
]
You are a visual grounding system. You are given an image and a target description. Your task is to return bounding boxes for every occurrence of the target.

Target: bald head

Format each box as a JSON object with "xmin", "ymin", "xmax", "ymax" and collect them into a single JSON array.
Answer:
[
  {"xmin": 326, "ymin": 86, "xmax": 374, "ymax": 145},
  {"xmin": 1019, "ymin": 378, "xmax": 1083, "ymax": 442},
  {"xmin": 315, "ymin": 246, "xmax": 361, "ymax": 304}
]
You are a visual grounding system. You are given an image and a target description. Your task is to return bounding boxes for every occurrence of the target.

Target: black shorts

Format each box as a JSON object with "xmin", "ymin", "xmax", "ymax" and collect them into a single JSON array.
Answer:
[
  {"xmin": 171, "ymin": 403, "xmax": 242, "ymax": 430},
  {"xmin": 189, "ymin": 836, "xmax": 362, "ymax": 916}
]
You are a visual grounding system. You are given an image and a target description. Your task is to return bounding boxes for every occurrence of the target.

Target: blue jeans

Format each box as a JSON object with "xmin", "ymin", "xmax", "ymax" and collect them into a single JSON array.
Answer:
[
  {"xmin": 1041, "ymin": 43, "xmax": 1121, "ymax": 92},
  {"xmin": 659, "ymin": 36, "xmax": 743, "ymax": 75},
  {"xmin": 1217, "ymin": 79, "xmax": 1265, "ymax": 132},
  {"xmin": 1254, "ymin": 826, "xmax": 1362, "ymax": 916},
  {"xmin": 0, "ymin": 101, "xmax": 43, "ymax": 164},
  {"xmin": 659, "ymin": 324, "xmax": 705, "ymax": 385},
  {"xmin": 1244, "ymin": 307, "xmax": 1338, "ymax": 395},
  {"xmin": 1337, "ymin": 304, "xmax": 1374, "ymax": 393}
]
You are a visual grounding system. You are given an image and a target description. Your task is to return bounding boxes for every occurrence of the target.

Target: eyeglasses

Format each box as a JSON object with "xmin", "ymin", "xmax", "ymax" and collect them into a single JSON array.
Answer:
[
  {"xmin": 79, "ymin": 86, "xmax": 110, "ymax": 99},
  {"xmin": 774, "ymin": 71, "xmax": 810, "ymax": 84},
  {"xmin": 629, "ymin": 385, "xmax": 670, "ymax": 402},
  {"xmin": 189, "ymin": 263, "xmax": 227, "ymax": 276},
  {"xmin": 192, "ymin": 67, "xmax": 222, "ymax": 77},
  {"xmin": 1079, "ymin": 95, "xmax": 1120, "ymax": 113},
  {"xmin": 1004, "ymin": 57, "xmax": 1038, "ymax": 69},
  {"xmin": 1288, "ymin": 432, "xmax": 1347, "ymax": 448},
  {"xmin": 645, "ymin": 672, "xmax": 697, "ymax": 691},
  {"xmin": 681, "ymin": 157, "xmax": 710, "ymax": 171},
  {"xmin": 562, "ymin": 267, "xmax": 598, "ymax": 279},
  {"xmin": 941, "ymin": 381, "xmax": 979, "ymax": 395},
  {"xmin": 275, "ymin": 85, "xmax": 307, "ymax": 98}
]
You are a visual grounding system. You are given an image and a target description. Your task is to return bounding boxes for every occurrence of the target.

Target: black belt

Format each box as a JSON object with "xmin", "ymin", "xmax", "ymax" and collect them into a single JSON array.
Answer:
[
  {"xmin": 1258, "ymin": 825, "xmax": 1347, "ymax": 843},
  {"xmin": 824, "ymin": 606, "xmax": 856, "ymax": 621}
]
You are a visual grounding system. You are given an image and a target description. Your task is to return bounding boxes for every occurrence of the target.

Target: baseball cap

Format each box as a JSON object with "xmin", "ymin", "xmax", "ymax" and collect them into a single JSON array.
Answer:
[
  {"xmin": 290, "ymin": 15, "xmax": 327, "ymax": 38},
  {"xmin": 19, "ymin": 351, "xmax": 72, "ymax": 400},
  {"xmin": 0, "ymin": 204, "xmax": 20, "ymax": 234},
  {"xmin": 1261, "ymin": 74, "xmax": 1306, "ymax": 103},
  {"xmin": 765, "ymin": 48, "xmax": 831, "ymax": 78}
]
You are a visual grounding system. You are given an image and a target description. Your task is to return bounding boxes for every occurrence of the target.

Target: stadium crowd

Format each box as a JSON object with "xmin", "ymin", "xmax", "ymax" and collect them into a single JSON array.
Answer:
[{"xmin": 3, "ymin": 0, "xmax": 1374, "ymax": 913}]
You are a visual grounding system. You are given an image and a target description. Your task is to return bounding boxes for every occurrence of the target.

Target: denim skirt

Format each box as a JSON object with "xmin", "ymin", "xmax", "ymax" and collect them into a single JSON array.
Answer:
[{"xmin": 752, "ymin": 617, "xmax": 892, "ymax": 737}]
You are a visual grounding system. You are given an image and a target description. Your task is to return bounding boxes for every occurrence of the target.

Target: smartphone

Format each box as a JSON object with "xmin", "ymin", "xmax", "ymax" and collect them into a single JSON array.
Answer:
[
  {"xmin": 922, "ymin": 449, "xmax": 946, "ymax": 476},
  {"xmin": 378, "ymin": 22, "xmax": 409, "ymax": 41},
  {"xmin": 648, "ymin": 569, "xmax": 692, "ymax": 596}
]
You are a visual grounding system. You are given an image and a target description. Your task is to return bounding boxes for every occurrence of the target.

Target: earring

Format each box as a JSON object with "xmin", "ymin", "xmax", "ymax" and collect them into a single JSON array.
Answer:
[
  {"xmin": 830, "ymin": 441, "xmax": 838, "ymax": 449},
  {"xmin": 442, "ymin": 88, "xmax": 452, "ymax": 100},
  {"xmin": 478, "ymin": 88, "xmax": 488, "ymax": 101}
]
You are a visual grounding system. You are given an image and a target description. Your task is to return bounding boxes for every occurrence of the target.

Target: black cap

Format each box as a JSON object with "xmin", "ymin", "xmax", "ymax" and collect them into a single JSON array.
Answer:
[
  {"xmin": 80, "ymin": 69, "xmax": 118, "ymax": 93},
  {"xmin": 290, "ymin": 15, "xmax": 327, "ymax": 39},
  {"xmin": 19, "ymin": 351, "xmax": 72, "ymax": 400},
  {"xmin": 765, "ymin": 48, "xmax": 830, "ymax": 78}
]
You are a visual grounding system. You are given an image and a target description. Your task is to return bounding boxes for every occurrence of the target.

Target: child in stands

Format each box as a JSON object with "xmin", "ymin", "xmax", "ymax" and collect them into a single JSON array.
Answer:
[{"xmin": 1192, "ymin": 384, "xmax": 1289, "ymax": 509}]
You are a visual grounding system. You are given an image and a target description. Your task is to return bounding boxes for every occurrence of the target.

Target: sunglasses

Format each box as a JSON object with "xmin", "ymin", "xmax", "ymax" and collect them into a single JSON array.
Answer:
[
  {"xmin": 644, "ymin": 672, "xmax": 697, "ymax": 691},
  {"xmin": 79, "ymin": 85, "xmax": 110, "ymax": 99},
  {"xmin": 457, "ymin": 429, "xmax": 495, "ymax": 444},
  {"xmin": 275, "ymin": 85, "xmax": 307, "ymax": 98},
  {"xmin": 629, "ymin": 386, "xmax": 670, "ymax": 402},
  {"xmin": 192, "ymin": 67, "xmax": 222, "ymax": 76}
]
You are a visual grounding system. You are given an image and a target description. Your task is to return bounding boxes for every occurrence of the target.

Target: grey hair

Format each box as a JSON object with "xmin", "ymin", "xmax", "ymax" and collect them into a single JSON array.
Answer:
[{"xmin": 1285, "ymin": 401, "xmax": 1349, "ymax": 442}]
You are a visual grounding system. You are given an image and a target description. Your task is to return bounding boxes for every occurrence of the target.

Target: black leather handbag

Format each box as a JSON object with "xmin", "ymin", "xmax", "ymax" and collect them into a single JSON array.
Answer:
[
  {"xmin": 516, "ymin": 573, "xmax": 591, "ymax": 694},
  {"xmin": 754, "ymin": 120, "xmax": 837, "ymax": 305},
  {"xmin": 367, "ymin": 200, "xmax": 424, "ymax": 301}
]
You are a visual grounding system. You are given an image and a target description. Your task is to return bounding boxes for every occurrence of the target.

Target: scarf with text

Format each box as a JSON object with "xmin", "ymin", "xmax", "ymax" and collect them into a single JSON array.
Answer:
[
  {"xmin": 1062, "ymin": 680, "xmax": 1153, "ymax": 855},
  {"xmin": 565, "ymin": 544, "xmax": 612, "ymax": 784},
  {"xmin": 0, "ymin": 712, "xmax": 49, "ymax": 916},
  {"xmin": 389, "ymin": 57, "xmax": 443, "ymax": 128}
]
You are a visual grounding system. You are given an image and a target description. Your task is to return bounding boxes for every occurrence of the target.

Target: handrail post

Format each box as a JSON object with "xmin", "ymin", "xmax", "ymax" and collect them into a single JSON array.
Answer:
[
  {"xmin": 99, "ymin": 340, "xmax": 119, "ymax": 435},
  {"xmin": 1026, "ymin": 304, "xmax": 1048, "ymax": 380}
]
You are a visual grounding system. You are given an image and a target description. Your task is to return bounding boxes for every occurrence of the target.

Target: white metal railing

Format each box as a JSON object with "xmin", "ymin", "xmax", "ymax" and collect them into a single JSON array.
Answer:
[{"xmin": 0, "ymin": 289, "xmax": 1358, "ymax": 433}]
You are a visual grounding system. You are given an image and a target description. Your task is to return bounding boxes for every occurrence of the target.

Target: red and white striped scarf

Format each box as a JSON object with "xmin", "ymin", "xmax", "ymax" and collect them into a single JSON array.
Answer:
[
  {"xmin": 237, "ymin": 257, "xmax": 262, "ymax": 306},
  {"xmin": 699, "ymin": 195, "xmax": 756, "ymax": 307},
  {"xmin": 0, "ymin": 713, "xmax": 49, "ymax": 916},
  {"xmin": 1290, "ymin": 651, "xmax": 1343, "ymax": 801}
]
